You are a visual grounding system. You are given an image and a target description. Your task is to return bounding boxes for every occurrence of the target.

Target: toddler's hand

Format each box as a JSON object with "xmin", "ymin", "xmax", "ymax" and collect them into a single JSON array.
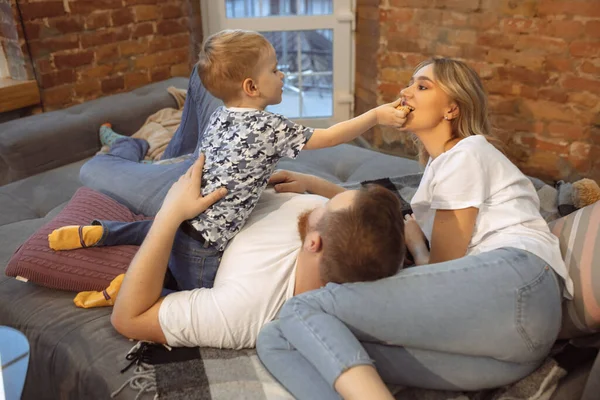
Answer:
[
  {"xmin": 269, "ymin": 170, "xmax": 311, "ymax": 194},
  {"xmin": 375, "ymin": 98, "xmax": 408, "ymax": 129}
]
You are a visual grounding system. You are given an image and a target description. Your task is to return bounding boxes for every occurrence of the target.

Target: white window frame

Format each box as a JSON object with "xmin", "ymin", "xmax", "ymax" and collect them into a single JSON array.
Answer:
[
  {"xmin": 0, "ymin": 46, "xmax": 10, "ymax": 79},
  {"xmin": 200, "ymin": 0, "xmax": 356, "ymax": 128}
]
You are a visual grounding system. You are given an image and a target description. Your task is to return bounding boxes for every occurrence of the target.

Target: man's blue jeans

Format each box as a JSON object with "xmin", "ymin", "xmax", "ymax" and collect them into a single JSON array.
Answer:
[
  {"xmin": 82, "ymin": 136, "xmax": 221, "ymax": 289},
  {"xmin": 91, "ymin": 219, "xmax": 221, "ymax": 290},
  {"xmin": 256, "ymin": 248, "xmax": 563, "ymax": 399},
  {"xmin": 79, "ymin": 65, "xmax": 223, "ymax": 216},
  {"xmin": 78, "ymin": 65, "xmax": 224, "ymax": 289}
]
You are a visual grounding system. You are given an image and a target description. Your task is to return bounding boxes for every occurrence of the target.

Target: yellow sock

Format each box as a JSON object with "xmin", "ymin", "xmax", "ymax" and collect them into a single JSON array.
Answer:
[
  {"xmin": 73, "ymin": 274, "xmax": 125, "ymax": 308},
  {"xmin": 48, "ymin": 225, "xmax": 103, "ymax": 250}
]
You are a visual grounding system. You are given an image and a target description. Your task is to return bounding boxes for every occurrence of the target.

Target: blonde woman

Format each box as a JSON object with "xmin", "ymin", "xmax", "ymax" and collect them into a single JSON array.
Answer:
[{"xmin": 256, "ymin": 58, "xmax": 572, "ymax": 399}]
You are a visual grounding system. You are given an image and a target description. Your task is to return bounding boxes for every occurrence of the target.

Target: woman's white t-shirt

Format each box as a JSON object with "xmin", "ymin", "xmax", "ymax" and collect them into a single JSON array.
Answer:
[{"xmin": 410, "ymin": 135, "xmax": 573, "ymax": 298}]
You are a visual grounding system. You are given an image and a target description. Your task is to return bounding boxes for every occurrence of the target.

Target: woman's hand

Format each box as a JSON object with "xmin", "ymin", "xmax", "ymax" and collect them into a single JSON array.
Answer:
[
  {"xmin": 158, "ymin": 154, "xmax": 227, "ymax": 223},
  {"xmin": 374, "ymin": 98, "xmax": 409, "ymax": 129},
  {"xmin": 404, "ymin": 214, "xmax": 430, "ymax": 265},
  {"xmin": 269, "ymin": 170, "xmax": 313, "ymax": 194}
]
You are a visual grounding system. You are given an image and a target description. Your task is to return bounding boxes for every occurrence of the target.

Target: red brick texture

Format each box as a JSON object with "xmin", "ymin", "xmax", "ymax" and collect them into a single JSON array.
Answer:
[
  {"xmin": 4, "ymin": 0, "xmax": 202, "ymax": 111},
  {"xmin": 356, "ymin": 0, "xmax": 600, "ymax": 182}
]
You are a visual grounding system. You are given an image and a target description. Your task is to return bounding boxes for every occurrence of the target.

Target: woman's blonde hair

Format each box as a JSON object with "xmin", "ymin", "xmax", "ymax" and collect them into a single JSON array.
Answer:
[
  {"xmin": 411, "ymin": 58, "xmax": 500, "ymax": 164},
  {"xmin": 197, "ymin": 29, "xmax": 272, "ymax": 102}
]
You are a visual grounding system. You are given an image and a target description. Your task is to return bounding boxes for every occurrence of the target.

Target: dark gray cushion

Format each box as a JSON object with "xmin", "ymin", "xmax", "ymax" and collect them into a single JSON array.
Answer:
[
  {"xmin": 0, "ymin": 267, "xmax": 135, "ymax": 399},
  {"xmin": 278, "ymin": 144, "xmax": 422, "ymax": 183},
  {"xmin": 0, "ymin": 201, "xmax": 137, "ymax": 399},
  {"xmin": 0, "ymin": 78, "xmax": 187, "ymax": 186},
  {"xmin": 0, "ymin": 160, "xmax": 86, "ymax": 226}
]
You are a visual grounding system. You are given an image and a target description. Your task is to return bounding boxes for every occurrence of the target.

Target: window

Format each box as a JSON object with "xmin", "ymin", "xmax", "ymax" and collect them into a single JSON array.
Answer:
[
  {"xmin": 262, "ymin": 29, "xmax": 333, "ymax": 119},
  {"xmin": 201, "ymin": 0, "xmax": 354, "ymax": 128},
  {"xmin": 0, "ymin": 46, "xmax": 10, "ymax": 79},
  {"xmin": 225, "ymin": 0, "xmax": 333, "ymax": 18}
]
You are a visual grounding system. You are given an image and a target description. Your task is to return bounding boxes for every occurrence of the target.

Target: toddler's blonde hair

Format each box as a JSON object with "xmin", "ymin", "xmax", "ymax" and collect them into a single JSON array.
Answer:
[{"xmin": 197, "ymin": 29, "xmax": 273, "ymax": 102}]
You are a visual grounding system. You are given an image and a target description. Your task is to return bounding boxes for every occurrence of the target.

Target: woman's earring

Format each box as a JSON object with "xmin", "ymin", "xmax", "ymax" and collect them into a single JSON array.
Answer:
[{"xmin": 444, "ymin": 116, "xmax": 449, "ymax": 120}]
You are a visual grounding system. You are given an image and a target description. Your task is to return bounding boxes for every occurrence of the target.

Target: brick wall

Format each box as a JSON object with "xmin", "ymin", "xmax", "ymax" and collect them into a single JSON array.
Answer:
[
  {"xmin": 4, "ymin": 0, "xmax": 202, "ymax": 111},
  {"xmin": 355, "ymin": 0, "xmax": 600, "ymax": 182}
]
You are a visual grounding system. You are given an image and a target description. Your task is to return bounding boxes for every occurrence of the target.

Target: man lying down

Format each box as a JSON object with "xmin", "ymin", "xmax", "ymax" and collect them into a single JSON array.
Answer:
[{"xmin": 104, "ymin": 157, "xmax": 405, "ymax": 348}]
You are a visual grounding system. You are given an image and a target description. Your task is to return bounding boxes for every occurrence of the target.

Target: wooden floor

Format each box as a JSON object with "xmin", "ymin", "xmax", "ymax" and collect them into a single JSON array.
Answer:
[{"xmin": 0, "ymin": 78, "xmax": 40, "ymax": 113}]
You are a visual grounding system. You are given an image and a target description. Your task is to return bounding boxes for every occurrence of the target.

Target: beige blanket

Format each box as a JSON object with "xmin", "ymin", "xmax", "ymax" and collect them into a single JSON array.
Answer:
[{"xmin": 98, "ymin": 87, "xmax": 187, "ymax": 161}]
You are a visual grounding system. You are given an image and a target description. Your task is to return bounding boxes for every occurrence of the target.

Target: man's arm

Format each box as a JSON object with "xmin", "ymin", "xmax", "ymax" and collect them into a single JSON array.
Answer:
[
  {"xmin": 110, "ymin": 155, "xmax": 227, "ymax": 343},
  {"xmin": 303, "ymin": 99, "xmax": 406, "ymax": 150},
  {"xmin": 110, "ymin": 214, "xmax": 178, "ymax": 343}
]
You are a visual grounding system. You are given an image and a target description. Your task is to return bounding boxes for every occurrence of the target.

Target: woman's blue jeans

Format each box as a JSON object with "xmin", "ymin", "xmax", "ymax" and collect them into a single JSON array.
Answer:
[{"xmin": 256, "ymin": 248, "xmax": 563, "ymax": 399}]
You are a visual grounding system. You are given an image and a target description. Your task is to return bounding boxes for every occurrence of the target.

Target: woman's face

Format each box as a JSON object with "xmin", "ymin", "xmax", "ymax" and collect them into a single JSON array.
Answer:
[
  {"xmin": 400, "ymin": 63, "xmax": 455, "ymax": 132},
  {"xmin": 254, "ymin": 45, "xmax": 285, "ymax": 106}
]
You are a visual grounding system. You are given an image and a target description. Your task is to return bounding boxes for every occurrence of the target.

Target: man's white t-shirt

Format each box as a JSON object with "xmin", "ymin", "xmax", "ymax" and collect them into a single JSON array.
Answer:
[
  {"xmin": 158, "ymin": 189, "xmax": 327, "ymax": 349},
  {"xmin": 410, "ymin": 135, "xmax": 573, "ymax": 297}
]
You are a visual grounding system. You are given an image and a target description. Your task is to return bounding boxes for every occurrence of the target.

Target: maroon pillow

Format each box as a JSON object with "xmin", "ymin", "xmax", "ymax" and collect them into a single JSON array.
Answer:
[{"xmin": 5, "ymin": 187, "xmax": 151, "ymax": 292}]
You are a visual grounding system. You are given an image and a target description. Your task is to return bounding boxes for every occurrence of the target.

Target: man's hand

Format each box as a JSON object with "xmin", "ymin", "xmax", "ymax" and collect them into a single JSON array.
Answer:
[
  {"xmin": 374, "ymin": 98, "xmax": 409, "ymax": 129},
  {"xmin": 159, "ymin": 154, "xmax": 228, "ymax": 223},
  {"xmin": 269, "ymin": 170, "xmax": 312, "ymax": 194}
]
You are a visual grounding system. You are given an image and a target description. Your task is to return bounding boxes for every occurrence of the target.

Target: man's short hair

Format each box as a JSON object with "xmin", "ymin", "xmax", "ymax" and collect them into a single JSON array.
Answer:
[
  {"xmin": 197, "ymin": 29, "xmax": 272, "ymax": 103},
  {"xmin": 318, "ymin": 184, "xmax": 405, "ymax": 284}
]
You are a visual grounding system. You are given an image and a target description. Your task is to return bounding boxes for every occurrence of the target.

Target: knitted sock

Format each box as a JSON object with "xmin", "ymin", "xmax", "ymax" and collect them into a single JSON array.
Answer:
[
  {"xmin": 74, "ymin": 274, "xmax": 125, "ymax": 308},
  {"xmin": 99, "ymin": 123, "xmax": 127, "ymax": 147},
  {"xmin": 48, "ymin": 225, "xmax": 103, "ymax": 250}
]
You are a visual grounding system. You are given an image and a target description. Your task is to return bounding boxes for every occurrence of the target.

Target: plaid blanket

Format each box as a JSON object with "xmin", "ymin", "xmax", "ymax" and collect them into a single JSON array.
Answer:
[
  {"xmin": 111, "ymin": 342, "xmax": 294, "ymax": 400},
  {"xmin": 112, "ymin": 342, "xmax": 566, "ymax": 400}
]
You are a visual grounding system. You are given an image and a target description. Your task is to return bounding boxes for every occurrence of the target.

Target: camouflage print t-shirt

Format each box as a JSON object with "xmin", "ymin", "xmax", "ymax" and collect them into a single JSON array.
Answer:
[{"xmin": 190, "ymin": 107, "xmax": 313, "ymax": 250}]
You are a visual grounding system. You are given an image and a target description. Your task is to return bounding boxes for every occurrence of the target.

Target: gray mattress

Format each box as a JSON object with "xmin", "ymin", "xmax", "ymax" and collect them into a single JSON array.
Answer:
[{"xmin": 0, "ymin": 144, "xmax": 422, "ymax": 399}]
